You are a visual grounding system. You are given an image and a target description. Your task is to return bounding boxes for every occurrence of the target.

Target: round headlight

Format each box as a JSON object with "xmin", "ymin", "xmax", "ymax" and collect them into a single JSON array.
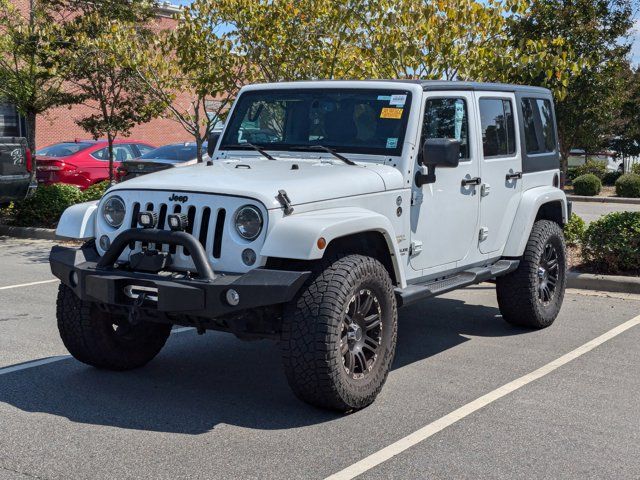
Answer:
[
  {"xmin": 234, "ymin": 205, "xmax": 263, "ymax": 241},
  {"xmin": 102, "ymin": 196, "xmax": 126, "ymax": 228}
]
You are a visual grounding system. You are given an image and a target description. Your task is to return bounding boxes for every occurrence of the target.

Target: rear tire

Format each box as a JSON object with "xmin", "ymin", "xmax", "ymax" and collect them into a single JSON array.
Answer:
[
  {"xmin": 56, "ymin": 284, "xmax": 171, "ymax": 370},
  {"xmin": 496, "ymin": 220, "xmax": 567, "ymax": 328},
  {"xmin": 281, "ymin": 255, "xmax": 397, "ymax": 411}
]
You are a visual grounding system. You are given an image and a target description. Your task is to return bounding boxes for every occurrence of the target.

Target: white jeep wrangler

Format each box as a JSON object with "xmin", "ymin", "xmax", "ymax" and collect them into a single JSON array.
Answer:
[{"xmin": 51, "ymin": 80, "xmax": 569, "ymax": 411}]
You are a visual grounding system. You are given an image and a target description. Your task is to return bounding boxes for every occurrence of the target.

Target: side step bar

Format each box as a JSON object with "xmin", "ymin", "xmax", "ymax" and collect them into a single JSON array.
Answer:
[{"xmin": 395, "ymin": 259, "xmax": 519, "ymax": 308}]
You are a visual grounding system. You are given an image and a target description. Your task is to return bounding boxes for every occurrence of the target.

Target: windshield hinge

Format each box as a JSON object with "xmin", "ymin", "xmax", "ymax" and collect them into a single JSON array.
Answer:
[
  {"xmin": 277, "ymin": 189, "xmax": 294, "ymax": 215},
  {"xmin": 411, "ymin": 190, "xmax": 423, "ymax": 206}
]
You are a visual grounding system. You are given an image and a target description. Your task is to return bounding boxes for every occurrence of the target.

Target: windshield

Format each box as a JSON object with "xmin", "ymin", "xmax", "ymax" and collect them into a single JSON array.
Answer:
[
  {"xmin": 139, "ymin": 144, "xmax": 201, "ymax": 162},
  {"xmin": 36, "ymin": 142, "xmax": 94, "ymax": 157},
  {"xmin": 220, "ymin": 89, "xmax": 412, "ymax": 156}
]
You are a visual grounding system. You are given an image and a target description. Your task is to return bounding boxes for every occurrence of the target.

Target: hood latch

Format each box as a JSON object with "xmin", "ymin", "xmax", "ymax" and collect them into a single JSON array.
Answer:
[{"xmin": 277, "ymin": 189, "xmax": 294, "ymax": 216}]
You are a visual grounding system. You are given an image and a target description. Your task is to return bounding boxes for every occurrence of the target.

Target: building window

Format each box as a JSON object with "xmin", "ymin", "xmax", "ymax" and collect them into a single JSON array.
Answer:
[
  {"xmin": 521, "ymin": 98, "xmax": 556, "ymax": 154},
  {"xmin": 0, "ymin": 103, "xmax": 20, "ymax": 137},
  {"xmin": 479, "ymin": 98, "xmax": 516, "ymax": 157}
]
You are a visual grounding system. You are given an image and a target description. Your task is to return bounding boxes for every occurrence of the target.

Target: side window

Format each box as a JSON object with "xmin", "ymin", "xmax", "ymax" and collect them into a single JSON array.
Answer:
[
  {"xmin": 421, "ymin": 98, "xmax": 470, "ymax": 159},
  {"xmin": 135, "ymin": 144, "xmax": 155, "ymax": 156},
  {"xmin": 113, "ymin": 145, "xmax": 135, "ymax": 161},
  {"xmin": 479, "ymin": 98, "xmax": 516, "ymax": 157},
  {"xmin": 521, "ymin": 98, "xmax": 557, "ymax": 154},
  {"xmin": 92, "ymin": 148, "xmax": 108, "ymax": 160}
]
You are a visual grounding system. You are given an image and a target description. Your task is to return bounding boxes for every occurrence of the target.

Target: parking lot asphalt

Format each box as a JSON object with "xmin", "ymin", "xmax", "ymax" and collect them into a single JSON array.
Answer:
[
  {"xmin": 1, "ymin": 236, "xmax": 639, "ymax": 480},
  {"xmin": 572, "ymin": 200, "xmax": 640, "ymax": 224}
]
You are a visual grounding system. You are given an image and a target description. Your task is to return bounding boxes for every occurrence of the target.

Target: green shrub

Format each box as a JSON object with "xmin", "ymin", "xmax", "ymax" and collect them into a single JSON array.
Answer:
[
  {"xmin": 602, "ymin": 171, "xmax": 621, "ymax": 186},
  {"xmin": 630, "ymin": 163, "xmax": 640, "ymax": 175},
  {"xmin": 82, "ymin": 181, "xmax": 110, "ymax": 202},
  {"xmin": 615, "ymin": 173, "xmax": 640, "ymax": 198},
  {"xmin": 563, "ymin": 213, "xmax": 585, "ymax": 247},
  {"xmin": 582, "ymin": 211, "xmax": 640, "ymax": 274},
  {"xmin": 571, "ymin": 160, "xmax": 607, "ymax": 180},
  {"xmin": 572, "ymin": 173, "xmax": 602, "ymax": 196},
  {"xmin": 566, "ymin": 168, "xmax": 579, "ymax": 182},
  {"xmin": 13, "ymin": 183, "xmax": 83, "ymax": 228}
]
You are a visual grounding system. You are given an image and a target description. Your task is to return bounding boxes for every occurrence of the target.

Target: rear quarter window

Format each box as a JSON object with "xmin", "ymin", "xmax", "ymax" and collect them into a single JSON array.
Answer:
[{"xmin": 521, "ymin": 98, "xmax": 557, "ymax": 154}]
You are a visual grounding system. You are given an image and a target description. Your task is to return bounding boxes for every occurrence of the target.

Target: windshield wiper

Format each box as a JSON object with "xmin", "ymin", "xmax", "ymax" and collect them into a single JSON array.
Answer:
[
  {"xmin": 223, "ymin": 143, "xmax": 276, "ymax": 161},
  {"xmin": 289, "ymin": 145, "xmax": 356, "ymax": 166}
]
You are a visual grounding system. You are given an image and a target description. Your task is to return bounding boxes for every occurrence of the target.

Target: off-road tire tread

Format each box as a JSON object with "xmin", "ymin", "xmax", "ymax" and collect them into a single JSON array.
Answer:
[
  {"xmin": 496, "ymin": 220, "xmax": 566, "ymax": 328},
  {"xmin": 56, "ymin": 284, "xmax": 171, "ymax": 370},
  {"xmin": 281, "ymin": 254, "xmax": 397, "ymax": 411}
]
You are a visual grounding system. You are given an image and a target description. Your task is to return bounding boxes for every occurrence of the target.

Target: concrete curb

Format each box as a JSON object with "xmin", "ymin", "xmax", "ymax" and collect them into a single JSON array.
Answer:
[
  {"xmin": 0, "ymin": 224, "xmax": 57, "ymax": 241},
  {"xmin": 567, "ymin": 271, "xmax": 640, "ymax": 294},
  {"xmin": 566, "ymin": 194, "xmax": 640, "ymax": 205}
]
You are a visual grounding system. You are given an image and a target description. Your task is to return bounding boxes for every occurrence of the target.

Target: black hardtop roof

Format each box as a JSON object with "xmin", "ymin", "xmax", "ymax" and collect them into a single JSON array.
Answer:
[{"xmin": 385, "ymin": 79, "xmax": 552, "ymax": 95}]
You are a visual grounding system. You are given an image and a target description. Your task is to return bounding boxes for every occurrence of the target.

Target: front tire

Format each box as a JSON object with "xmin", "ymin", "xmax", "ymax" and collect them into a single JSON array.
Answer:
[
  {"xmin": 496, "ymin": 220, "xmax": 567, "ymax": 328},
  {"xmin": 56, "ymin": 284, "xmax": 172, "ymax": 370},
  {"xmin": 281, "ymin": 255, "xmax": 397, "ymax": 411}
]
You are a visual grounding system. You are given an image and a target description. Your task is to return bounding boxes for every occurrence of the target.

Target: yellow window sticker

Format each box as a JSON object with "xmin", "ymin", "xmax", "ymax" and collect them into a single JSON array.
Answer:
[{"xmin": 380, "ymin": 107, "xmax": 403, "ymax": 119}]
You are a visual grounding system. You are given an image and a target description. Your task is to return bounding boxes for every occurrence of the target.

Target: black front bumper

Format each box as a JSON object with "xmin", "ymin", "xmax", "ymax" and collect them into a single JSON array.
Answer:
[{"xmin": 49, "ymin": 232, "xmax": 310, "ymax": 318}]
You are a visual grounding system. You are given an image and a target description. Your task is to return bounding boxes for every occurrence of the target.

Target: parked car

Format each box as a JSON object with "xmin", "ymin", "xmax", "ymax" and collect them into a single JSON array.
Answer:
[
  {"xmin": 52, "ymin": 80, "xmax": 569, "ymax": 412},
  {"xmin": 0, "ymin": 137, "xmax": 36, "ymax": 206},
  {"xmin": 36, "ymin": 140, "xmax": 155, "ymax": 189},
  {"xmin": 118, "ymin": 141, "xmax": 209, "ymax": 181}
]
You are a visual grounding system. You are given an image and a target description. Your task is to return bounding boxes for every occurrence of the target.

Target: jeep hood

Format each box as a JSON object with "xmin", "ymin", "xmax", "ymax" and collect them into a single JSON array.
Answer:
[{"xmin": 109, "ymin": 157, "xmax": 404, "ymax": 209}]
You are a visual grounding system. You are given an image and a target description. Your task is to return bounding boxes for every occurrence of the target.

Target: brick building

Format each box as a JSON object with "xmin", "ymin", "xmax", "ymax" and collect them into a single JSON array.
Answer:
[{"xmin": 0, "ymin": 0, "xmax": 193, "ymax": 149}]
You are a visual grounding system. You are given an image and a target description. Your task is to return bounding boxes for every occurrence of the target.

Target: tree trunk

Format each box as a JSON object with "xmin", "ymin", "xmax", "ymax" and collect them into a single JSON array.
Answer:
[
  {"xmin": 25, "ymin": 111, "xmax": 37, "ymax": 153},
  {"xmin": 107, "ymin": 133, "xmax": 115, "ymax": 185},
  {"xmin": 195, "ymin": 134, "xmax": 204, "ymax": 163}
]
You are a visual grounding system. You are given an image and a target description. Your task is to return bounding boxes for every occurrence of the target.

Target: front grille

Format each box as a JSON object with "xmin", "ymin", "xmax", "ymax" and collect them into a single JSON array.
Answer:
[{"xmin": 129, "ymin": 201, "xmax": 226, "ymax": 258}]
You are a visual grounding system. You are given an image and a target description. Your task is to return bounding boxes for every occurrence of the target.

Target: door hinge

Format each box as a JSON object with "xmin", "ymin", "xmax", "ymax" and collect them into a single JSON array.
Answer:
[
  {"xmin": 411, "ymin": 190, "xmax": 423, "ymax": 206},
  {"xmin": 410, "ymin": 240, "xmax": 423, "ymax": 257},
  {"xmin": 479, "ymin": 227, "xmax": 489, "ymax": 242}
]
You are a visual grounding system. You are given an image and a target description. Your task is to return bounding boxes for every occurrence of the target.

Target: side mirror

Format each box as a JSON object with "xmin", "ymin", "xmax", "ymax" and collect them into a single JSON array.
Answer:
[
  {"xmin": 206, "ymin": 132, "xmax": 221, "ymax": 158},
  {"xmin": 415, "ymin": 138, "xmax": 461, "ymax": 187},
  {"xmin": 421, "ymin": 138, "xmax": 460, "ymax": 168}
]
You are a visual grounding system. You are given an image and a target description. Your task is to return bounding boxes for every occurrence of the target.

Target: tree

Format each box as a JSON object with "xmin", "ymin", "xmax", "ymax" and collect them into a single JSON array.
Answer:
[
  {"xmin": 58, "ymin": 1, "xmax": 165, "ymax": 183},
  {"xmin": 359, "ymin": 0, "xmax": 577, "ymax": 92},
  {"xmin": 216, "ymin": 0, "xmax": 366, "ymax": 81},
  {"xmin": 509, "ymin": 0, "xmax": 633, "ymax": 175},
  {"xmin": 136, "ymin": 0, "xmax": 248, "ymax": 162},
  {"xmin": 0, "ymin": 0, "xmax": 73, "ymax": 151}
]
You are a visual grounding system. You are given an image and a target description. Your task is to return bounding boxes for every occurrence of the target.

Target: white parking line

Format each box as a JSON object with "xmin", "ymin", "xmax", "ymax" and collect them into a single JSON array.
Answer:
[
  {"xmin": 325, "ymin": 313, "xmax": 640, "ymax": 480},
  {"xmin": 0, "ymin": 327, "xmax": 195, "ymax": 376},
  {"xmin": 0, "ymin": 279, "xmax": 58, "ymax": 291}
]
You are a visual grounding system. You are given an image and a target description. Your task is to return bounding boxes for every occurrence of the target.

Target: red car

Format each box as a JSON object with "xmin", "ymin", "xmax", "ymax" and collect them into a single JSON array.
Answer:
[{"xmin": 36, "ymin": 140, "xmax": 155, "ymax": 189}]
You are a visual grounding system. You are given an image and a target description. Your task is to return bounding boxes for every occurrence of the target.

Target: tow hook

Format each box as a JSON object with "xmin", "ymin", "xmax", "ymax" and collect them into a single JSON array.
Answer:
[{"xmin": 128, "ymin": 292, "xmax": 146, "ymax": 325}]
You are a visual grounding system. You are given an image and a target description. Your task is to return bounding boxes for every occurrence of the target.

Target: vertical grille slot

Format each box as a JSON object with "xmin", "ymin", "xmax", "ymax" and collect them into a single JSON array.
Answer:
[
  {"xmin": 212, "ymin": 208, "xmax": 226, "ymax": 259},
  {"xmin": 183, "ymin": 206, "xmax": 197, "ymax": 256},
  {"xmin": 169, "ymin": 205, "xmax": 181, "ymax": 254},
  {"xmin": 128, "ymin": 202, "xmax": 140, "ymax": 249},
  {"xmin": 141, "ymin": 203, "xmax": 154, "ymax": 249},
  {"xmin": 156, "ymin": 204, "xmax": 168, "ymax": 251},
  {"xmin": 198, "ymin": 207, "xmax": 211, "ymax": 249}
]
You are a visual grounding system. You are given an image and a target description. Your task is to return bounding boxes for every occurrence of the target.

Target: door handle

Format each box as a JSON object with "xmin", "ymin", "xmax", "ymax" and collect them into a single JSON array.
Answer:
[
  {"xmin": 461, "ymin": 177, "xmax": 482, "ymax": 187},
  {"xmin": 506, "ymin": 172, "xmax": 522, "ymax": 181}
]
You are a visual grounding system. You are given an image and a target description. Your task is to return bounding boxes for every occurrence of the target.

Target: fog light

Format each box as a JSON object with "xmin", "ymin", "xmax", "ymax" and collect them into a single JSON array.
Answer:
[
  {"xmin": 241, "ymin": 248, "xmax": 256, "ymax": 266},
  {"xmin": 138, "ymin": 211, "xmax": 158, "ymax": 228},
  {"xmin": 225, "ymin": 289, "xmax": 240, "ymax": 306},
  {"xmin": 69, "ymin": 270, "xmax": 79, "ymax": 287},
  {"xmin": 99, "ymin": 235, "xmax": 111, "ymax": 251},
  {"xmin": 168, "ymin": 213, "xmax": 189, "ymax": 231}
]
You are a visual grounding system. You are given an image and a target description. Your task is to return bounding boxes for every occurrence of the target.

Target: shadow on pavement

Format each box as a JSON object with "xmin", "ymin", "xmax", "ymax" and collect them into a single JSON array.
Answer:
[{"xmin": 0, "ymin": 294, "xmax": 528, "ymax": 434}]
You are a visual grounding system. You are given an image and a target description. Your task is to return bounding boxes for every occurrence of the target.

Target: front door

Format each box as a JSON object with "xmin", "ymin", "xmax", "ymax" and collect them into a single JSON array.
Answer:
[
  {"xmin": 476, "ymin": 93, "xmax": 523, "ymax": 255},
  {"xmin": 410, "ymin": 92, "xmax": 481, "ymax": 274}
]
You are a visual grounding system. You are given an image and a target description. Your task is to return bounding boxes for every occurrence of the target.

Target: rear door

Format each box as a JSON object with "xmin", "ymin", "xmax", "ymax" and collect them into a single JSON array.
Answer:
[{"xmin": 476, "ymin": 93, "xmax": 523, "ymax": 255}]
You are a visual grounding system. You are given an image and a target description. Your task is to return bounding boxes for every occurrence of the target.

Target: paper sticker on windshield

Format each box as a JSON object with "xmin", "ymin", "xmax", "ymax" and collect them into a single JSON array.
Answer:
[
  {"xmin": 377, "ymin": 95, "xmax": 392, "ymax": 101},
  {"xmin": 380, "ymin": 107, "xmax": 403, "ymax": 119},
  {"xmin": 390, "ymin": 94, "xmax": 407, "ymax": 106},
  {"xmin": 386, "ymin": 138, "xmax": 398, "ymax": 149}
]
